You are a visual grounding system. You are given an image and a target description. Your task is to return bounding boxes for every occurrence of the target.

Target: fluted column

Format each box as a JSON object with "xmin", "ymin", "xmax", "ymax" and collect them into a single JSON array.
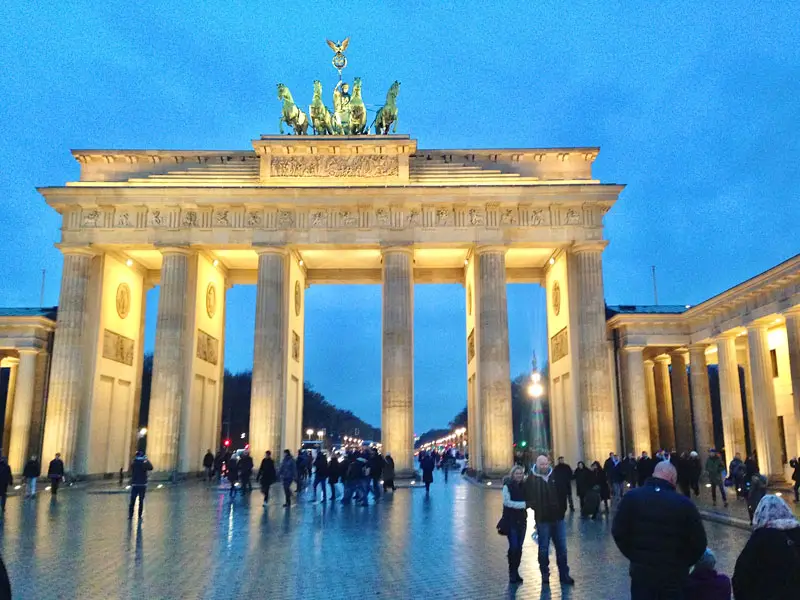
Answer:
[
  {"xmin": 737, "ymin": 341, "xmax": 758, "ymax": 454},
  {"xmin": 621, "ymin": 346, "xmax": 650, "ymax": 454},
  {"xmin": 688, "ymin": 344, "xmax": 714, "ymax": 465},
  {"xmin": 572, "ymin": 242, "xmax": 615, "ymax": 461},
  {"xmin": 717, "ymin": 333, "xmax": 747, "ymax": 461},
  {"xmin": 653, "ymin": 356, "xmax": 676, "ymax": 450},
  {"xmin": 250, "ymin": 247, "xmax": 288, "ymax": 459},
  {"xmin": 7, "ymin": 350, "xmax": 39, "ymax": 472},
  {"xmin": 148, "ymin": 249, "xmax": 193, "ymax": 474},
  {"xmin": 2, "ymin": 358, "xmax": 19, "ymax": 457},
  {"xmin": 381, "ymin": 247, "xmax": 415, "ymax": 476},
  {"xmin": 643, "ymin": 359, "xmax": 659, "ymax": 452},
  {"xmin": 747, "ymin": 324, "xmax": 783, "ymax": 478},
  {"xmin": 785, "ymin": 308, "xmax": 800, "ymax": 456},
  {"xmin": 41, "ymin": 249, "xmax": 95, "ymax": 472},
  {"xmin": 669, "ymin": 351, "xmax": 693, "ymax": 452}
]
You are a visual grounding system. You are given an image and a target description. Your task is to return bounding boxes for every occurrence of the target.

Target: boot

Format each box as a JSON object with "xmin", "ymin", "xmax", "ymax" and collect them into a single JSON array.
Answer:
[
  {"xmin": 508, "ymin": 550, "xmax": 523, "ymax": 584},
  {"xmin": 513, "ymin": 550, "xmax": 524, "ymax": 583}
]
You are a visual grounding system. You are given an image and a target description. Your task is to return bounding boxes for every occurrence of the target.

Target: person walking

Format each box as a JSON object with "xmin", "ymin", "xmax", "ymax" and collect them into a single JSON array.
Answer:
[
  {"xmin": 591, "ymin": 460, "xmax": 610, "ymax": 512},
  {"xmin": 636, "ymin": 451, "xmax": 655, "ymax": 487},
  {"xmin": 22, "ymin": 455, "xmax": 40, "ymax": 498},
  {"xmin": 501, "ymin": 465, "xmax": 528, "ymax": 584},
  {"xmin": 729, "ymin": 452, "xmax": 745, "ymax": 499},
  {"xmin": 524, "ymin": 455, "xmax": 574, "ymax": 586},
  {"xmin": 745, "ymin": 474, "xmax": 767, "ymax": 526},
  {"xmin": 382, "ymin": 453, "xmax": 396, "ymax": 492},
  {"xmin": 312, "ymin": 451, "xmax": 329, "ymax": 503},
  {"xmin": 685, "ymin": 548, "xmax": 731, "ymax": 600},
  {"xmin": 227, "ymin": 454, "xmax": 239, "ymax": 498},
  {"xmin": 238, "ymin": 450, "xmax": 254, "ymax": 494},
  {"xmin": 705, "ymin": 449, "xmax": 728, "ymax": 507},
  {"xmin": 603, "ymin": 452, "xmax": 623, "ymax": 499},
  {"xmin": 368, "ymin": 449, "xmax": 383, "ymax": 500},
  {"xmin": 612, "ymin": 461, "xmax": 707, "ymax": 599},
  {"xmin": 622, "ymin": 453, "xmax": 638, "ymax": 489},
  {"xmin": 256, "ymin": 451, "xmax": 276, "ymax": 507},
  {"xmin": 421, "ymin": 451, "xmax": 435, "ymax": 494},
  {"xmin": 0, "ymin": 457, "xmax": 12, "ymax": 513},
  {"xmin": 790, "ymin": 457, "xmax": 799, "ymax": 502},
  {"xmin": 688, "ymin": 451, "xmax": 702, "ymax": 497},
  {"xmin": 552, "ymin": 456, "xmax": 574, "ymax": 512},
  {"xmin": 202, "ymin": 449, "xmax": 214, "ymax": 481},
  {"xmin": 676, "ymin": 452, "xmax": 692, "ymax": 497},
  {"xmin": 279, "ymin": 450, "xmax": 297, "ymax": 508},
  {"xmin": 574, "ymin": 461, "xmax": 593, "ymax": 512},
  {"xmin": 47, "ymin": 453, "xmax": 65, "ymax": 497},
  {"xmin": 327, "ymin": 453, "xmax": 341, "ymax": 501},
  {"xmin": 128, "ymin": 450, "xmax": 153, "ymax": 520},
  {"xmin": 732, "ymin": 495, "xmax": 800, "ymax": 599}
]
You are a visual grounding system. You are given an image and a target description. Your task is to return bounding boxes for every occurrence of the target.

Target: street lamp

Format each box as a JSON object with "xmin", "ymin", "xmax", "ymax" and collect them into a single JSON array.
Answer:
[{"xmin": 306, "ymin": 428, "xmax": 314, "ymax": 437}]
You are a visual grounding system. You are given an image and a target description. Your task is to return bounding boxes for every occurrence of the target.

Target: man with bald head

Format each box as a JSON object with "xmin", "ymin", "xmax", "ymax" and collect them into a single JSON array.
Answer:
[{"xmin": 612, "ymin": 460, "xmax": 707, "ymax": 599}]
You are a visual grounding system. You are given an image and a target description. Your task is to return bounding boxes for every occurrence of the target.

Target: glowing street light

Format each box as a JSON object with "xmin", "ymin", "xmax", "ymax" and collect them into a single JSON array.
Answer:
[{"xmin": 306, "ymin": 428, "xmax": 314, "ymax": 437}]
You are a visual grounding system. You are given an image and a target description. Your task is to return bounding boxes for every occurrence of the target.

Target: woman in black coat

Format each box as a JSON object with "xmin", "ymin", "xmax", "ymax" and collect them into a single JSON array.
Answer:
[
  {"xmin": 421, "ymin": 452, "xmax": 435, "ymax": 493},
  {"xmin": 591, "ymin": 460, "xmax": 610, "ymax": 512},
  {"xmin": 732, "ymin": 495, "xmax": 800, "ymax": 599},
  {"xmin": 574, "ymin": 461, "xmax": 593, "ymax": 510},
  {"xmin": 256, "ymin": 451, "xmax": 276, "ymax": 507}
]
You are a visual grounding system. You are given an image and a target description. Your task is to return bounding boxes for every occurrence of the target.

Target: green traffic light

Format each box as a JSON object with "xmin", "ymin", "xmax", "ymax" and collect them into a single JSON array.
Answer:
[{"xmin": 520, "ymin": 441, "xmax": 527, "ymax": 447}]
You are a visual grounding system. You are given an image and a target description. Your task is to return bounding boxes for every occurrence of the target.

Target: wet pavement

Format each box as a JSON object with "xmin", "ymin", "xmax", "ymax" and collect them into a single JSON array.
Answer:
[{"xmin": 0, "ymin": 475, "xmax": 751, "ymax": 599}]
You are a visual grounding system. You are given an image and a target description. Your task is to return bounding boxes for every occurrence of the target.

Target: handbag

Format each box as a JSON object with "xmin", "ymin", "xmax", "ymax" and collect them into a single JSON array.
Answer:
[{"xmin": 496, "ymin": 516, "xmax": 510, "ymax": 536}]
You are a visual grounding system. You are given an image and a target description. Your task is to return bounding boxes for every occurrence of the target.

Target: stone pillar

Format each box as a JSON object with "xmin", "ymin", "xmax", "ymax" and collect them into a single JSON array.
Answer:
[
  {"xmin": 688, "ymin": 344, "xmax": 714, "ymax": 465},
  {"xmin": 621, "ymin": 346, "xmax": 650, "ymax": 455},
  {"xmin": 474, "ymin": 247, "xmax": 513, "ymax": 475},
  {"xmin": 572, "ymin": 242, "xmax": 615, "ymax": 461},
  {"xmin": 381, "ymin": 247, "xmax": 415, "ymax": 476},
  {"xmin": 2, "ymin": 357, "xmax": 19, "ymax": 457},
  {"xmin": 737, "ymin": 341, "xmax": 758, "ymax": 455},
  {"xmin": 250, "ymin": 248, "xmax": 288, "ymax": 458},
  {"xmin": 669, "ymin": 351, "xmax": 693, "ymax": 452},
  {"xmin": 717, "ymin": 334, "xmax": 747, "ymax": 461},
  {"xmin": 7, "ymin": 350, "xmax": 39, "ymax": 473},
  {"xmin": 653, "ymin": 356, "xmax": 676, "ymax": 450},
  {"xmin": 643, "ymin": 359, "xmax": 659, "ymax": 452},
  {"xmin": 785, "ymin": 308, "xmax": 800, "ymax": 456},
  {"xmin": 747, "ymin": 324, "xmax": 783, "ymax": 478},
  {"xmin": 41, "ymin": 248, "xmax": 95, "ymax": 472},
  {"xmin": 148, "ymin": 249, "xmax": 194, "ymax": 474}
]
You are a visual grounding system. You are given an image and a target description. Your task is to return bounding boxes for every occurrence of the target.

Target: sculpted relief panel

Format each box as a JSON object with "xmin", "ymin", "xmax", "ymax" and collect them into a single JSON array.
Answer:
[{"xmin": 270, "ymin": 155, "xmax": 399, "ymax": 178}]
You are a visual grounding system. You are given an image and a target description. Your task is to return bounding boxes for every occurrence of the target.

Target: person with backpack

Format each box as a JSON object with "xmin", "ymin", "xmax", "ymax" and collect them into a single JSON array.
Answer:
[{"xmin": 732, "ymin": 494, "xmax": 800, "ymax": 599}]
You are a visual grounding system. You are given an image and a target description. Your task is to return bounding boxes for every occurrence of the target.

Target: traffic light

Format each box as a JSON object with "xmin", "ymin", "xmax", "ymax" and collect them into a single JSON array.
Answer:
[
  {"xmin": 223, "ymin": 439, "xmax": 230, "ymax": 447},
  {"xmin": 520, "ymin": 441, "xmax": 527, "ymax": 448}
]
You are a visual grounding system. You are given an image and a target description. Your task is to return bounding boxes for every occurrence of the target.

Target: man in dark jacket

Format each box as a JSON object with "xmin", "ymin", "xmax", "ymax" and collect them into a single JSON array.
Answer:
[
  {"xmin": 312, "ymin": 451, "xmax": 329, "ymax": 503},
  {"xmin": 636, "ymin": 451, "xmax": 654, "ymax": 487},
  {"xmin": 327, "ymin": 454, "xmax": 341, "ymax": 500},
  {"xmin": 552, "ymin": 456, "xmax": 574, "ymax": 511},
  {"xmin": 791, "ymin": 457, "xmax": 799, "ymax": 502},
  {"xmin": 47, "ymin": 453, "xmax": 65, "ymax": 497},
  {"xmin": 129, "ymin": 450, "xmax": 153, "ymax": 520},
  {"xmin": 202, "ymin": 449, "xmax": 214, "ymax": 481},
  {"xmin": 368, "ymin": 449, "xmax": 384, "ymax": 500},
  {"xmin": 524, "ymin": 455, "xmax": 575, "ymax": 586},
  {"xmin": 22, "ymin": 455, "xmax": 40, "ymax": 498},
  {"xmin": 256, "ymin": 451, "xmax": 276, "ymax": 507},
  {"xmin": 612, "ymin": 461, "xmax": 707, "ymax": 599},
  {"xmin": 0, "ymin": 456, "xmax": 12, "ymax": 512},
  {"xmin": 238, "ymin": 450, "xmax": 254, "ymax": 493}
]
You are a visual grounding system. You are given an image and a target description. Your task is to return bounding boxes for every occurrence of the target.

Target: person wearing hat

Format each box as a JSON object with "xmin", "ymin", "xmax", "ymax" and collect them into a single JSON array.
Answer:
[
  {"xmin": 685, "ymin": 548, "xmax": 731, "ymax": 600},
  {"xmin": 704, "ymin": 449, "xmax": 728, "ymax": 507}
]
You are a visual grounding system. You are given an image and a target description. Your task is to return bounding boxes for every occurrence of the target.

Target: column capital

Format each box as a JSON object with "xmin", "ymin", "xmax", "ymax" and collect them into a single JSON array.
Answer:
[
  {"xmin": 253, "ymin": 244, "xmax": 289, "ymax": 257},
  {"xmin": 380, "ymin": 245, "xmax": 415, "ymax": 257},
  {"xmin": 16, "ymin": 348, "xmax": 40, "ymax": 356},
  {"xmin": 715, "ymin": 330, "xmax": 741, "ymax": 341},
  {"xmin": 0, "ymin": 356, "xmax": 19, "ymax": 367},
  {"xmin": 654, "ymin": 354, "xmax": 671, "ymax": 364},
  {"xmin": 571, "ymin": 240, "xmax": 609, "ymax": 254},
  {"xmin": 643, "ymin": 358, "xmax": 655, "ymax": 367},
  {"xmin": 56, "ymin": 244, "xmax": 99, "ymax": 257},
  {"xmin": 156, "ymin": 245, "xmax": 195, "ymax": 257},
  {"xmin": 621, "ymin": 345, "xmax": 646, "ymax": 353},
  {"xmin": 668, "ymin": 348, "xmax": 689, "ymax": 360},
  {"xmin": 474, "ymin": 245, "xmax": 507, "ymax": 256},
  {"xmin": 784, "ymin": 305, "xmax": 800, "ymax": 318},
  {"xmin": 688, "ymin": 343, "xmax": 709, "ymax": 354}
]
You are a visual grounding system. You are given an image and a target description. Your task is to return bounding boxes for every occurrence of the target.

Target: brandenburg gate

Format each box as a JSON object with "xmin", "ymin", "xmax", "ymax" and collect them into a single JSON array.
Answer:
[{"xmin": 37, "ymin": 134, "xmax": 623, "ymax": 477}]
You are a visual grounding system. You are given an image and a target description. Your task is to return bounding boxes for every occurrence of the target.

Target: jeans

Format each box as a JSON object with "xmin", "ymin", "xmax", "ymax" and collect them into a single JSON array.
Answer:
[
  {"xmin": 370, "ymin": 478, "xmax": 381, "ymax": 499},
  {"xmin": 27, "ymin": 477, "xmax": 37, "ymax": 496},
  {"xmin": 261, "ymin": 482, "xmax": 271, "ymax": 504},
  {"xmin": 536, "ymin": 520, "xmax": 569, "ymax": 579},
  {"xmin": 631, "ymin": 577, "xmax": 685, "ymax": 600},
  {"xmin": 342, "ymin": 481, "xmax": 355, "ymax": 504},
  {"xmin": 50, "ymin": 477, "xmax": 61, "ymax": 496},
  {"xmin": 710, "ymin": 482, "xmax": 727, "ymax": 503},
  {"xmin": 329, "ymin": 480, "xmax": 337, "ymax": 500},
  {"xmin": 129, "ymin": 486, "xmax": 146, "ymax": 518},
  {"xmin": 507, "ymin": 521, "xmax": 527, "ymax": 551},
  {"xmin": 612, "ymin": 482, "xmax": 623, "ymax": 498},
  {"xmin": 282, "ymin": 479, "xmax": 292, "ymax": 506},
  {"xmin": 313, "ymin": 477, "xmax": 327, "ymax": 501}
]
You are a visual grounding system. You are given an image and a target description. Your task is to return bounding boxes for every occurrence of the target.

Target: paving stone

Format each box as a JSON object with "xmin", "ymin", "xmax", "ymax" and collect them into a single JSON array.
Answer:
[{"xmin": 0, "ymin": 476, "xmax": 752, "ymax": 599}]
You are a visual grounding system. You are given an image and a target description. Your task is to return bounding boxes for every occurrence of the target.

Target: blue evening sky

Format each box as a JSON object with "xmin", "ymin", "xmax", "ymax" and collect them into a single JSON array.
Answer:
[{"xmin": 1, "ymin": 3, "xmax": 798, "ymax": 432}]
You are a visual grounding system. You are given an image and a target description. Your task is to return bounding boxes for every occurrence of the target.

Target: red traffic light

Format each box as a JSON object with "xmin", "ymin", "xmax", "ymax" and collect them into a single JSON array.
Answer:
[
  {"xmin": 223, "ymin": 439, "xmax": 230, "ymax": 447},
  {"xmin": 245, "ymin": 444, "xmax": 250, "ymax": 450}
]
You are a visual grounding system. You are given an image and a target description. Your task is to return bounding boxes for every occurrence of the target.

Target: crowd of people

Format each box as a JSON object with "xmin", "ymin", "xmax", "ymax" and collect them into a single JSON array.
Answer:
[{"xmin": 502, "ymin": 450, "xmax": 800, "ymax": 598}]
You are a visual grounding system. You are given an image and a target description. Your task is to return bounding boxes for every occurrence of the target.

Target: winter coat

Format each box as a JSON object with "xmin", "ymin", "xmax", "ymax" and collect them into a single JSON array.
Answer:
[
  {"xmin": 705, "ymin": 455, "xmax": 725, "ymax": 485},
  {"xmin": 0, "ymin": 463, "xmax": 12, "ymax": 491},
  {"xmin": 612, "ymin": 477, "xmax": 707, "ymax": 584},
  {"xmin": 383, "ymin": 457, "xmax": 395, "ymax": 481},
  {"xmin": 746, "ymin": 478, "xmax": 767, "ymax": 514},
  {"xmin": 368, "ymin": 455, "xmax": 384, "ymax": 480},
  {"xmin": 574, "ymin": 467, "xmax": 594, "ymax": 498},
  {"xmin": 732, "ymin": 526, "xmax": 800, "ymax": 599},
  {"xmin": 552, "ymin": 463, "xmax": 573, "ymax": 493},
  {"xmin": 524, "ymin": 469, "xmax": 566, "ymax": 524},
  {"xmin": 48, "ymin": 458, "xmax": 65, "ymax": 479},
  {"xmin": 202, "ymin": 452, "xmax": 214, "ymax": 468},
  {"xmin": 582, "ymin": 486, "xmax": 601, "ymax": 517},
  {"xmin": 729, "ymin": 458, "xmax": 745, "ymax": 482},
  {"xmin": 130, "ymin": 455, "xmax": 153, "ymax": 486},
  {"xmin": 636, "ymin": 457, "xmax": 655, "ymax": 485},
  {"xmin": 685, "ymin": 568, "xmax": 731, "ymax": 600},
  {"xmin": 593, "ymin": 468, "xmax": 610, "ymax": 501},
  {"xmin": 313, "ymin": 454, "xmax": 329, "ymax": 479},
  {"xmin": 688, "ymin": 457, "xmax": 702, "ymax": 483},
  {"xmin": 279, "ymin": 456, "xmax": 297, "ymax": 481},
  {"xmin": 257, "ymin": 457, "xmax": 276, "ymax": 486},
  {"xmin": 226, "ymin": 458, "xmax": 239, "ymax": 482},
  {"xmin": 327, "ymin": 457, "xmax": 341, "ymax": 483},
  {"xmin": 421, "ymin": 456, "xmax": 435, "ymax": 483},
  {"xmin": 23, "ymin": 459, "xmax": 40, "ymax": 479},
  {"xmin": 238, "ymin": 455, "xmax": 254, "ymax": 478},
  {"xmin": 789, "ymin": 458, "xmax": 798, "ymax": 481}
]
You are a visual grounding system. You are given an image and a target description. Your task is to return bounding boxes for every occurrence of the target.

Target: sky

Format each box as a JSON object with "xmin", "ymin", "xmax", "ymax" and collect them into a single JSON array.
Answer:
[{"xmin": 1, "ymin": 2, "xmax": 798, "ymax": 433}]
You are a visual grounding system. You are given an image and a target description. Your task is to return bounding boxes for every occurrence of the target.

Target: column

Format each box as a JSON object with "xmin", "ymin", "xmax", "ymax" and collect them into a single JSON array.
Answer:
[
  {"xmin": 747, "ymin": 324, "xmax": 783, "ymax": 478},
  {"xmin": 717, "ymin": 333, "xmax": 747, "ymax": 461},
  {"xmin": 2, "ymin": 357, "xmax": 19, "ymax": 457},
  {"xmin": 688, "ymin": 344, "xmax": 714, "ymax": 465},
  {"xmin": 621, "ymin": 346, "xmax": 651, "ymax": 454},
  {"xmin": 653, "ymin": 356, "xmax": 676, "ymax": 450},
  {"xmin": 147, "ymin": 249, "xmax": 193, "ymax": 474},
  {"xmin": 669, "ymin": 350, "xmax": 694, "ymax": 452},
  {"xmin": 41, "ymin": 249, "xmax": 95, "ymax": 472},
  {"xmin": 572, "ymin": 242, "xmax": 615, "ymax": 461},
  {"xmin": 785, "ymin": 307, "xmax": 800, "ymax": 456},
  {"xmin": 737, "ymin": 341, "xmax": 758, "ymax": 455},
  {"xmin": 381, "ymin": 247, "xmax": 415, "ymax": 476},
  {"xmin": 250, "ymin": 248, "xmax": 288, "ymax": 459},
  {"xmin": 7, "ymin": 350, "xmax": 39, "ymax": 473},
  {"xmin": 643, "ymin": 359, "xmax": 659, "ymax": 452}
]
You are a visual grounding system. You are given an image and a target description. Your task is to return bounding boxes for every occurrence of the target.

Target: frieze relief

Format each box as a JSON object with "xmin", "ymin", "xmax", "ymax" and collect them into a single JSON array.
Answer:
[
  {"xmin": 102, "ymin": 329, "xmax": 135, "ymax": 366},
  {"xmin": 551, "ymin": 327, "xmax": 569, "ymax": 363},
  {"xmin": 270, "ymin": 155, "xmax": 399, "ymax": 178},
  {"xmin": 196, "ymin": 329, "xmax": 219, "ymax": 365}
]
